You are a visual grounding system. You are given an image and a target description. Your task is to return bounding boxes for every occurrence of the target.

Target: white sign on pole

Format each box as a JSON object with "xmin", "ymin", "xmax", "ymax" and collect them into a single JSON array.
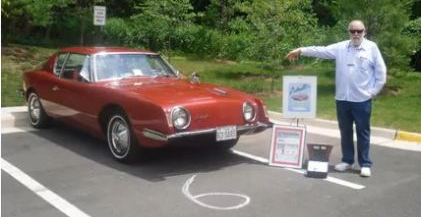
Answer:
[
  {"xmin": 282, "ymin": 76, "xmax": 317, "ymax": 119},
  {"xmin": 94, "ymin": 6, "xmax": 106, "ymax": 26}
]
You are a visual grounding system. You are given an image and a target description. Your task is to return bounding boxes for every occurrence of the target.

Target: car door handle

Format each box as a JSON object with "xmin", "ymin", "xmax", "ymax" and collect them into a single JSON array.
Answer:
[{"xmin": 52, "ymin": 86, "xmax": 60, "ymax": 91}]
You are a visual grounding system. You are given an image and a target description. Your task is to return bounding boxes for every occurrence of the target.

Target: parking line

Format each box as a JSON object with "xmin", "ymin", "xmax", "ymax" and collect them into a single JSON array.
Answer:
[
  {"xmin": 1, "ymin": 158, "xmax": 91, "ymax": 217},
  {"xmin": 232, "ymin": 150, "xmax": 365, "ymax": 190}
]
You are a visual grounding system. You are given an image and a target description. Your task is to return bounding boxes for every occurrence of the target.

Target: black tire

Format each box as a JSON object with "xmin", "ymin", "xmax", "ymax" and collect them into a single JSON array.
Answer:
[
  {"xmin": 106, "ymin": 111, "xmax": 141, "ymax": 163},
  {"xmin": 27, "ymin": 92, "xmax": 51, "ymax": 128}
]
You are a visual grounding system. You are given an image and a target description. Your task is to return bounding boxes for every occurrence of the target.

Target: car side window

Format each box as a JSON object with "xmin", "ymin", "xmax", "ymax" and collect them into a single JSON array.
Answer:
[
  {"xmin": 78, "ymin": 56, "xmax": 91, "ymax": 83},
  {"xmin": 54, "ymin": 53, "xmax": 68, "ymax": 75},
  {"xmin": 60, "ymin": 53, "xmax": 89, "ymax": 82}
]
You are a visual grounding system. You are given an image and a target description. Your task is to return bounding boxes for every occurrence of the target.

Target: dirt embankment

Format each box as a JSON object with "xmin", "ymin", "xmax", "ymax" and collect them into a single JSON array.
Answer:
[{"xmin": 2, "ymin": 45, "xmax": 56, "ymax": 73}]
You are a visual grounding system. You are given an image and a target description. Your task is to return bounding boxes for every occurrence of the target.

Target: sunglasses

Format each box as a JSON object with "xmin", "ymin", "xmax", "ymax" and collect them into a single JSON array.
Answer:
[{"xmin": 349, "ymin": 29, "xmax": 364, "ymax": 34}]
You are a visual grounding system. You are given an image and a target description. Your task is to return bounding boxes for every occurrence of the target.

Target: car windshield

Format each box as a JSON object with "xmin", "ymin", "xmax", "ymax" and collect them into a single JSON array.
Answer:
[{"xmin": 94, "ymin": 53, "xmax": 177, "ymax": 81}]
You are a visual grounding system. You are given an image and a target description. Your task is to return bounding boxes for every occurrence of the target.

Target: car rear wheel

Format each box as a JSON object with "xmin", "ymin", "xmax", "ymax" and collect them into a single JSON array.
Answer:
[
  {"xmin": 27, "ymin": 92, "xmax": 51, "ymax": 128},
  {"xmin": 107, "ymin": 112, "xmax": 141, "ymax": 163}
]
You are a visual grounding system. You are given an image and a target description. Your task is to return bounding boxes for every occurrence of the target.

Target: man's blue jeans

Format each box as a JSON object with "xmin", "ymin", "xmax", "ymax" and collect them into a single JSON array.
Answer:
[{"xmin": 336, "ymin": 99, "xmax": 372, "ymax": 168}]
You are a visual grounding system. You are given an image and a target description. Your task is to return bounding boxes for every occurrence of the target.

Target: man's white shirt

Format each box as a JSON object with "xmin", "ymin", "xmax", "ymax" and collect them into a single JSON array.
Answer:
[{"xmin": 300, "ymin": 39, "xmax": 387, "ymax": 102}]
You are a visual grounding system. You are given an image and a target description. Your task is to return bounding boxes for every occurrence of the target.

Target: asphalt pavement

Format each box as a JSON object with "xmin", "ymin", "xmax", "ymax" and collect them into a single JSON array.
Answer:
[{"xmin": 2, "ymin": 106, "xmax": 421, "ymax": 217}]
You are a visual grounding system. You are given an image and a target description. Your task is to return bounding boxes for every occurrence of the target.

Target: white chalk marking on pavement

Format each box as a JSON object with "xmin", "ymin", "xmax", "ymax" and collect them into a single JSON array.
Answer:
[
  {"xmin": 182, "ymin": 175, "xmax": 250, "ymax": 210},
  {"xmin": 232, "ymin": 149, "xmax": 365, "ymax": 190},
  {"xmin": 1, "ymin": 158, "xmax": 90, "ymax": 217}
]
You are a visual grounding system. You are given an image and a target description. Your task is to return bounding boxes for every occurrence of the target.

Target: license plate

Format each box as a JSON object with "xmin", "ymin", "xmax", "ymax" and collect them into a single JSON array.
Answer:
[{"xmin": 216, "ymin": 126, "xmax": 237, "ymax": 141}]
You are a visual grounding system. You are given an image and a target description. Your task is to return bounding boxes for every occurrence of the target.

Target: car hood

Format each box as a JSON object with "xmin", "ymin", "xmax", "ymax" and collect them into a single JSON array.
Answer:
[{"xmin": 105, "ymin": 78, "xmax": 252, "ymax": 106}]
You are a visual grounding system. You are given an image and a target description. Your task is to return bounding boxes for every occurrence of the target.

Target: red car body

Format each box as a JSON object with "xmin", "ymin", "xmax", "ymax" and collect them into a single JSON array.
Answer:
[
  {"xmin": 290, "ymin": 94, "xmax": 309, "ymax": 101},
  {"xmin": 23, "ymin": 47, "xmax": 272, "ymax": 162}
]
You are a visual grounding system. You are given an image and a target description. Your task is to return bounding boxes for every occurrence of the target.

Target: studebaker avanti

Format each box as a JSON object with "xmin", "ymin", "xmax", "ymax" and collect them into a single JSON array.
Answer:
[{"xmin": 23, "ymin": 47, "xmax": 272, "ymax": 162}]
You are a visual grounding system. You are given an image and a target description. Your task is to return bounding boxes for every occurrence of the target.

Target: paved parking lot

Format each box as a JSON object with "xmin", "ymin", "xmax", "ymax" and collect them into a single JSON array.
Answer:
[{"xmin": 2, "ymin": 107, "xmax": 421, "ymax": 217}]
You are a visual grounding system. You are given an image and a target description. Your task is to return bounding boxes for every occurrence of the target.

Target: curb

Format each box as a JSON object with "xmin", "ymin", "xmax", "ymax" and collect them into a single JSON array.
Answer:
[
  {"xmin": 268, "ymin": 111, "xmax": 421, "ymax": 144},
  {"xmin": 395, "ymin": 131, "xmax": 421, "ymax": 143}
]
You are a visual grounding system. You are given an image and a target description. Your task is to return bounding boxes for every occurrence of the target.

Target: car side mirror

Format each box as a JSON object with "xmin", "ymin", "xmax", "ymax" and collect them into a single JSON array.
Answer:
[{"xmin": 190, "ymin": 71, "xmax": 200, "ymax": 84}]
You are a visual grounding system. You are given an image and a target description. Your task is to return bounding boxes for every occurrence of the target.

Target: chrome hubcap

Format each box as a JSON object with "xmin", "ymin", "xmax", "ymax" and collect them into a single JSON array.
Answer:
[
  {"xmin": 29, "ymin": 95, "xmax": 41, "ymax": 123},
  {"xmin": 110, "ymin": 118, "xmax": 129, "ymax": 155}
]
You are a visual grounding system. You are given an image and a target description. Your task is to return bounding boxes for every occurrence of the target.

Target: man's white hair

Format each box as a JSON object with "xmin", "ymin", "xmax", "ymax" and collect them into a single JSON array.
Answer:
[{"xmin": 348, "ymin": 20, "xmax": 366, "ymax": 30}]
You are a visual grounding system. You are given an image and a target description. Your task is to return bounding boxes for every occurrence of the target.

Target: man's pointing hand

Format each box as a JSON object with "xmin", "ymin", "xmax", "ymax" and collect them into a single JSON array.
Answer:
[{"xmin": 285, "ymin": 48, "xmax": 301, "ymax": 61}]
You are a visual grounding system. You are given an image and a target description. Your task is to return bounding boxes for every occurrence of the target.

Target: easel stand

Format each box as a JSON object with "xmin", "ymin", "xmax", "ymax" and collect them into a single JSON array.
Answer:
[{"xmin": 290, "ymin": 118, "xmax": 304, "ymax": 128}]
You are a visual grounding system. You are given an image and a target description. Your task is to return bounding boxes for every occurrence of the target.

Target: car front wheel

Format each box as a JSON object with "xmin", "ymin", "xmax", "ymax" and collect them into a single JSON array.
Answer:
[
  {"xmin": 27, "ymin": 92, "xmax": 51, "ymax": 128},
  {"xmin": 107, "ymin": 112, "xmax": 141, "ymax": 163}
]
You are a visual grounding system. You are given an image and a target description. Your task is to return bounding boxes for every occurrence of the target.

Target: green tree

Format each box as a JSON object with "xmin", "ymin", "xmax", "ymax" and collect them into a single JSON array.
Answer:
[
  {"xmin": 327, "ymin": 0, "xmax": 418, "ymax": 70},
  {"xmin": 245, "ymin": 0, "xmax": 320, "ymax": 92},
  {"xmin": 130, "ymin": 0, "xmax": 196, "ymax": 60},
  {"xmin": 1, "ymin": 0, "xmax": 105, "ymax": 45},
  {"xmin": 203, "ymin": 0, "xmax": 247, "ymax": 31},
  {"xmin": 403, "ymin": 17, "xmax": 421, "ymax": 70},
  {"xmin": 1, "ymin": 0, "xmax": 71, "ymax": 44}
]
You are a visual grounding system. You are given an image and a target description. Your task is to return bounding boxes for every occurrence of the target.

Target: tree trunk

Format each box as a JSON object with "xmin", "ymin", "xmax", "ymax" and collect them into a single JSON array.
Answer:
[
  {"xmin": 23, "ymin": 15, "xmax": 32, "ymax": 38},
  {"xmin": 45, "ymin": 25, "xmax": 51, "ymax": 42},
  {"xmin": 271, "ymin": 72, "xmax": 275, "ymax": 93},
  {"xmin": 80, "ymin": 19, "xmax": 85, "ymax": 46}
]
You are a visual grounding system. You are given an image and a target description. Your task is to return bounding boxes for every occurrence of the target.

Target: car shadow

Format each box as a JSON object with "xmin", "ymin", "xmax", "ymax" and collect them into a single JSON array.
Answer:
[{"xmin": 14, "ymin": 122, "xmax": 264, "ymax": 182}]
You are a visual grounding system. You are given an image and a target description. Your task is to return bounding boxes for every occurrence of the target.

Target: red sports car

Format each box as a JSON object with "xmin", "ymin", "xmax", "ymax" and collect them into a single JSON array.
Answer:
[{"xmin": 23, "ymin": 47, "xmax": 272, "ymax": 162}]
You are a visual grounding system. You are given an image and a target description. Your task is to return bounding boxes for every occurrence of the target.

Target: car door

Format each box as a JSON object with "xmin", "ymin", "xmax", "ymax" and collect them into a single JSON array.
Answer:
[
  {"xmin": 53, "ymin": 53, "xmax": 101, "ymax": 132},
  {"xmin": 39, "ymin": 52, "xmax": 69, "ymax": 117}
]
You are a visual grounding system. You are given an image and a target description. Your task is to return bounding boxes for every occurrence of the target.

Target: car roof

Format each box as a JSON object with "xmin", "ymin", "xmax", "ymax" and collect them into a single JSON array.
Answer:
[{"xmin": 60, "ymin": 47, "xmax": 157, "ymax": 55}]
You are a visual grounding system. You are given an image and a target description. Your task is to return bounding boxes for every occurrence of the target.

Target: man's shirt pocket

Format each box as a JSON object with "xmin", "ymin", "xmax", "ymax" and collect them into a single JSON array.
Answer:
[{"xmin": 358, "ymin": 54, "xmax": 373, "ymax": 72}]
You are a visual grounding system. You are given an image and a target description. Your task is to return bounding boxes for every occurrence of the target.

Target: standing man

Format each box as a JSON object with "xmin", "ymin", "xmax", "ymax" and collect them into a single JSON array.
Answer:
[{"xmin": 285, "ymin": 20, "xmax": 387, "ymax": 177}]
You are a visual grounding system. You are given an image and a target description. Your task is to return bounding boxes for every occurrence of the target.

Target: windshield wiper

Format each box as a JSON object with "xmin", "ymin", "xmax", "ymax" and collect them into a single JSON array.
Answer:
[
  {"xmin": 119, "ymin": 75, "xmax": 150, "ymax": 80},
  {"xmin": 156, "ymin": 74, "xmax": 172, "ymax": 77}
]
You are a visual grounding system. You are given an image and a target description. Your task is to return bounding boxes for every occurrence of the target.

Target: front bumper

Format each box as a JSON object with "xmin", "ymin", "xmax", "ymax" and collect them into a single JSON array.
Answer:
[{"xmin": 142, "ymin": 122, "xmax": 273, "ymax": 142}]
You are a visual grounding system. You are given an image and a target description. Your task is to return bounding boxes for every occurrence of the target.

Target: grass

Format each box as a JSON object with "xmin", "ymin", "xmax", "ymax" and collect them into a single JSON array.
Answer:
[
  {"xmin": 171, "ymin": 56, "xmax": 421, "ymax": 133},
  {"xmin": 1, "ymin": 44, "xmax": 56, "ymax": 106},
  {"xmin": 2, "ymin": 45, "xmax": 420, "ymax": 132}
]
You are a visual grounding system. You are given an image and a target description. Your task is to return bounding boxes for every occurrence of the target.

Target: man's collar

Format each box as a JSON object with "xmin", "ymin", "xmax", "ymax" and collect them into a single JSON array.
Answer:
[{"xmin": 347, "ymin": 38, "xmax": 367, "ymax": 50}]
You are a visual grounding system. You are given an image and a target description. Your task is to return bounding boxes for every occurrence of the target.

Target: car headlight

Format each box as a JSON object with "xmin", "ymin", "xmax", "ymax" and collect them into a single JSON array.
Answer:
[
  {"xmin": 243, "ymin": 102, "xmax": 256, "ymax": 122},
  {"xmin": 171, "ymin": 107, "xmax": 191, "ymax": 130}
]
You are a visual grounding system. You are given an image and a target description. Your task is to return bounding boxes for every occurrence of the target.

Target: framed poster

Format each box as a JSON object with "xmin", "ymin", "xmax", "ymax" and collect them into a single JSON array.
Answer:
[
  {"xmin": 269, "ymin": 125, "xmax": 306, "ymax": 168},
  {"xmin": 282, "ymin": 76, "xmax": 317, "ymax": 118}
]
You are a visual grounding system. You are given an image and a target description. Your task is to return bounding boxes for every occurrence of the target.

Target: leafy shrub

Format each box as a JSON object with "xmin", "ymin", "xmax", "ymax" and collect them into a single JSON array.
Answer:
[
  {"xmin": 104, "ymin": 18, "xmax": 131, "ymax": 45},
  {"xmin": 403, "ymin": 17, "xmax": 421, "ymax": 37},
  {"xmin": 220, "ymin": 33, "xmax": 254, "ymax": 60},
  {"xmin": 236, "ymin": 82, "xmax": 266, "ymax": 93}
]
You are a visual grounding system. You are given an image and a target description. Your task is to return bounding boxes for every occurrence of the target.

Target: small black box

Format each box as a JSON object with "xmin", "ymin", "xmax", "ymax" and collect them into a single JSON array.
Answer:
[{"xmin": 306, "ymin": 144, "xmax": 333, "ymax": 178}]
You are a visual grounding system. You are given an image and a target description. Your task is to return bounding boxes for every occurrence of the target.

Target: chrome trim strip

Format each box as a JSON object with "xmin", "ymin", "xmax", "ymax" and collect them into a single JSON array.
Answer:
[
  {"xmin": 167, "ymin": 128, "xmax": 215, "ymax": 139},
  {"xmin": 142, "ymin": 129, "xmax": 169, "ymax": 141},
  {"xmin": 142, "ymin": 122, "xmax": 272, "ymax": 141}
]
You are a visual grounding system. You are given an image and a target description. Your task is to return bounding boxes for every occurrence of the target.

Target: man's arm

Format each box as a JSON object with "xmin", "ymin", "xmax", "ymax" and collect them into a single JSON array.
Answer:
[{"xmin": 285, "ymin": 43, "xmax": 338, "ymax": 61}]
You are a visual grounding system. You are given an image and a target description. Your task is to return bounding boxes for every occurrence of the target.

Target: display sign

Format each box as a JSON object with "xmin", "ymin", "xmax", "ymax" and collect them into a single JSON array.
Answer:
[
  {"xmin": 269, "ymin": 125, "xmax": 306, "ymax": 168},
  {"xmin": 282, "ymin": 76, "xmax": 317, "ymax": 118},
  {"xmin": 94, "ymin": 6, "xmax": 106, "ymax": 26}
]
